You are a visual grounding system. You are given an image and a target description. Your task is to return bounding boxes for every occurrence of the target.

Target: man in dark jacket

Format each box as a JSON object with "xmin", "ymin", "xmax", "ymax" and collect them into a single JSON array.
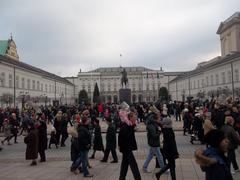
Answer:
[
  {"xmin": 221, "ymin": 116, "xmax": 240, "ymax": 174},
  {"xmin": 142, "ymin": 107, "xmax": 165, "ymax": 173},
  {"xmin": 71, "ymin": 110, "xmax": 93, "ymax": 178},
  {"xmin": 9, "ymin": 113, "xmax": 19, "ymax": 143},
  {"xmin": 100, "ymin": 117, "xmax": 118, "ymax": 163},
  {"xmin": 118, "ymin": 111, "xmax": 141, "ymax": 180}
]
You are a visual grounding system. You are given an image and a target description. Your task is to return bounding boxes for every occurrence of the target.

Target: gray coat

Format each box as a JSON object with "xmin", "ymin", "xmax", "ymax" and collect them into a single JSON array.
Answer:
[{"xmin": 221, "ymin": 124, "xmax": 240, "ymax": 150}]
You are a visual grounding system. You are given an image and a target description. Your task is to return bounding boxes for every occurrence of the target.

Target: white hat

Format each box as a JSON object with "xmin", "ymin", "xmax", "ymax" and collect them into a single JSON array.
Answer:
[{"xmin": 120, "ymin": 101, "xmax": 129, "ymax": 110}]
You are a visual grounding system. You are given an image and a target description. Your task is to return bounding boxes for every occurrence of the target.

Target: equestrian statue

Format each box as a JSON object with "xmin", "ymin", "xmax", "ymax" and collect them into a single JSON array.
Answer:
[{"xmin": 121, "ymin": 68, "xmax": 128, "ymax": 88}]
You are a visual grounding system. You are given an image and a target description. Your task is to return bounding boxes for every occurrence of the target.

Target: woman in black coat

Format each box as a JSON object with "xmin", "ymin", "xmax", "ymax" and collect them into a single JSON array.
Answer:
[
  {"xmin": 37, "ymin": 118, "xmax": 48, "ymax": 162},
  {"xmin": 60, "ymin": 113, "xmax": 69, "ymax": 147},
  {"xmin": 90, "ymin": 118, "xmax": 104, "ymax": 159},
  {"xmin": 156, "ymin": 115, "xmax": 179, "ymax": 180},
  {"xmin": 24, "ymin": 123, "xmax": 39, "ymax": 166},
  {"xmin": 118, "ymin": 111, "xmax": 141, "ymax": 180}
]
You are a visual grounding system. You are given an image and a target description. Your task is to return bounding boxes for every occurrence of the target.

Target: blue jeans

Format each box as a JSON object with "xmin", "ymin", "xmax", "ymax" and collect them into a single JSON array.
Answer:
[
  {"xmin": 71, "ymin": 150, "xmax": 89, "ymax": 176},
  {"xmin": 143, "ymin": 147, "xmax": 165, "ymax": 169}
]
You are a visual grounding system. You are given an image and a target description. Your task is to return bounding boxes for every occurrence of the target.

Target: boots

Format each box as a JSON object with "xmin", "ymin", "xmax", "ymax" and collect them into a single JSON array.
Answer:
[
  {"xmin": 170, "ymin": 169, "xmax": 176, "ymax": 180},
  {"xmin": 155, "ymin": 165, "xmax": 169, "ymax": 180}
]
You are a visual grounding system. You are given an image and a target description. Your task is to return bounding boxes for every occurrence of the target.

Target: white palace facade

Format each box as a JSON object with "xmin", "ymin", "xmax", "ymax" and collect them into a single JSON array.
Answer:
[
  {"xmin": 169, "ymin": 12, "xmax": 240, "ymax": 102},
  {"xmin": 66, "ymin": 67, "xmax": 181, "ymax": 103}
]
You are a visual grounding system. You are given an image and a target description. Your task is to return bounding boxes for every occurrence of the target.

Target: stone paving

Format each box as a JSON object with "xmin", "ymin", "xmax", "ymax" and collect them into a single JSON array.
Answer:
[{"xmin": 0, "ymin": 120, "xmax": 240, "ymax": 180}]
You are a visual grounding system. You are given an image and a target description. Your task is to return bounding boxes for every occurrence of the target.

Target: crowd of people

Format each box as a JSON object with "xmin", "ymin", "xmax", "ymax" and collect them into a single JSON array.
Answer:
[{"xmin": 0, "ymin": 96, "xmax": 240, "ymax": 180}]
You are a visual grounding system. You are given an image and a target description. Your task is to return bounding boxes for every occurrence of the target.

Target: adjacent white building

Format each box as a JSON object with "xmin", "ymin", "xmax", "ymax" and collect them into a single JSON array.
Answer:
[
  {"xmin": 0, "ymin": 37, "xmax": 74, "ymax": 108},
  {"xmin": 169, "ymin": 12, "xmax": 240, "ymax": 101}
]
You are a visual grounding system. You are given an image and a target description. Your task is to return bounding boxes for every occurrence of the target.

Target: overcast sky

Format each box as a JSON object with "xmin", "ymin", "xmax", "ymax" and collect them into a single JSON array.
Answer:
[{"xmin": 0, "ymin": 0, "xmax": 240, "ymax": 77}]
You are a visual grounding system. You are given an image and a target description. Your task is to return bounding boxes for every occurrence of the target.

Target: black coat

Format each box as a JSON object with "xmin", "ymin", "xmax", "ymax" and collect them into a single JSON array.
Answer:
[
  {"xmin": 71, "ymin": 137, "xmax": 79, "ymax": 161},
  {"xmin": 54, "ymin": 118, "xmax": 62, "ymax": 132},
  {"xmin": 93, "ymin": 125, "xmax": 104, "ymax": 151},
  {"xmin": 162, "ymin": 128, "xmax": 179, "ymax": 160},
  {"xmin": 9, "ymin": 118, "xmax": 19, "ymax": 135},
  {"xmin": 147, "ymin": 122, "xmax": 160, "ymax": 147},
  {"xmin": 61, "ymin": 118, "xmax": 68, "ymax": 134},
  {"xmin": 118, "ymin": 123, "xmax": 137, "ymax": 153},
  {"xmin": 38, "ymin": 121, "xmax": 48, "ymax": 151},
  {"xmin": 77, "ymin": 124, "xmax": 91, "ymax": 151},
  {"xmin": 24, "ymin": 128, "xmax": 39, "ymax": 160},
  {"xmin": 106, "ymin": 124, "xmax": 117, "ymax": 149}
]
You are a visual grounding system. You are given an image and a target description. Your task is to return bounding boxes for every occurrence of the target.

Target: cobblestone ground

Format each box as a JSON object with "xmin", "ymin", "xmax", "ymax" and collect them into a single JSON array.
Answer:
[{"xmin": 0, "ymin": 121, "xmax": 240, "ymax": 180}]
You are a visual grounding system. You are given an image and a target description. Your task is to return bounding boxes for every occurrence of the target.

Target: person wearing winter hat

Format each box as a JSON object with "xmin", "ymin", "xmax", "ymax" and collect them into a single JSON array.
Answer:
[
  {"xmin": 221, "ymin": 116, "xmax": 240, "ymax": 174},
  {"xmin": 155, "ymin": 113, "xmax": 179, "ymax": 180},
  {"xmin": 182, "ymin": 107, "xmax": 191, "ymax": 136},
  {"xmin": 195, "ymin": 129, "xmax": 233, "ymax": 180},
  {"xmin": 100, "ymin": 117, "xmax": 118, "ymax": 163},
  {"xmin": 118, "ymin": 112, "xmax": 142, "ymax": 180},
  {"xmin": 142, "ymin": 107, "xmax": 165, "ymax": 173}
]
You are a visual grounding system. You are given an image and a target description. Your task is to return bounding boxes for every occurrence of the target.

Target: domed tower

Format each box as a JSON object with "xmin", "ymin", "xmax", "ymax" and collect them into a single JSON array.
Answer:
[{"xmin": 0, "ymin": 35, "xmax": 19, "ymax": 61}]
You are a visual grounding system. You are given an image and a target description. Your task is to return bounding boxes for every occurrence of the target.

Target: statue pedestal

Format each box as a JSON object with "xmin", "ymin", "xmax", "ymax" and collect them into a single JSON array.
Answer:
[{"xmin": 119, "ymin": 88, "xmax": 131, "ymax": 104}]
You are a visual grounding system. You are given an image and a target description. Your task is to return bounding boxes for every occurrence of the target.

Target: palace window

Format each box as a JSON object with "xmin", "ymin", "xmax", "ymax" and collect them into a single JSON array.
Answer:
[
  {"xmin": 16, "ymin": 76, "xmax": 19, "ymax": 88},
  {"xmin": 22, "ymin": 78, "xmax": 25, "ymax": 89},
  {"xmin": 228, "ymin": 71, "xmax": 232, "ymax": 83},
  {"xmin": 37, "ymin": 81, "xmax": 40, "ymax": 91},
  {"xmin": 0, "ymin": 72, "xmax": 5, "ymax": 86},
  {"xmin": 32, "ymin": 80, "xmax": 35, "ymax": 90},
  {"xmin": 27, "ymin": 79, "xmax": 30, "ymax": 90},
  {"xmin": 215, "ymin": 74, "xmax": 219, "ymax": 85},
  {"xmin": 210, "ymin": 75, "xmax": 213, "ymax": 86},
  {"xmin": 235, "ymin": 69, "xmax": 239, "ymax": 82},
  {"xmin": 9, "ymin": 74, "xmax": 13, "ymax": 88},
  {"xmin": 222, "ymin": 72, "xmax": 226, "ymax": 84}
]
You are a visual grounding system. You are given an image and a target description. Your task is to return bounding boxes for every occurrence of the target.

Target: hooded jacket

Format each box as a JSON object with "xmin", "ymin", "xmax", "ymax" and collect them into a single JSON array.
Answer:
[
  {"xmin": 196, "ymin": 147, "xmax": 233, "ymax": 180},
  {"xmin": 146, "ymin": 112, "xmax": 160, "ymax": 147}
]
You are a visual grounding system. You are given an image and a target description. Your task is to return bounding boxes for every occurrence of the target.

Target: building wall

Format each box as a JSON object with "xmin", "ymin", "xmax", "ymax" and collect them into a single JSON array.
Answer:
[
  {"xmin": 0, "ymin": 62, "xmax": 74, "ymax": 108},
  {"xmin": 169, "ymin": 58, "xmax": 240, "ymax": 101}
]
